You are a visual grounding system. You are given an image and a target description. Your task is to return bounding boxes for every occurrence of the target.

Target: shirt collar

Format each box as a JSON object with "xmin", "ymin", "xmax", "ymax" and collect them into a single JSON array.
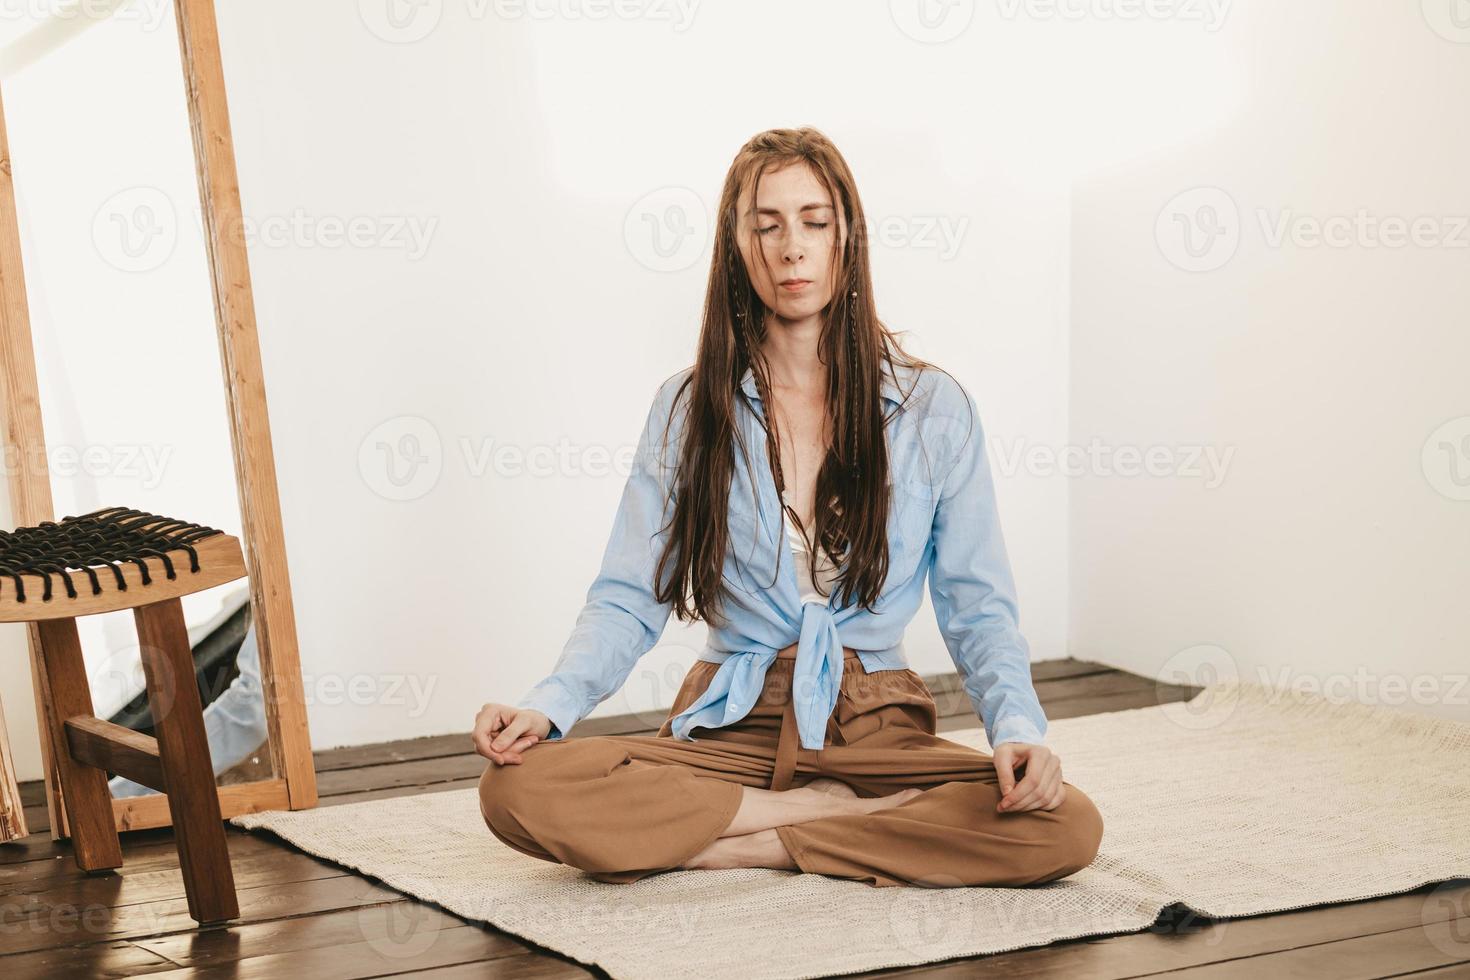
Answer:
[{"xmin": 738, "ymin": 362, "xmax": 909, "ymax": 408}]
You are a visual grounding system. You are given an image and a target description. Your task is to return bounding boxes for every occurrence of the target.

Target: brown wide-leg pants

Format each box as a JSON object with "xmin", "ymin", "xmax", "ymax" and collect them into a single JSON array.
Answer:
[{"xmin": 479, "ymin": 644, "xmax": 1104, "ymax": 888}]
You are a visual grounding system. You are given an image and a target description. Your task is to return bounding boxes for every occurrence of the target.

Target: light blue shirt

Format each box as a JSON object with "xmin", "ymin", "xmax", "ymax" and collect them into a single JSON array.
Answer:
[{"xmin": 515, "ymin": 361, "xmax": 1048, "ymax": 752}]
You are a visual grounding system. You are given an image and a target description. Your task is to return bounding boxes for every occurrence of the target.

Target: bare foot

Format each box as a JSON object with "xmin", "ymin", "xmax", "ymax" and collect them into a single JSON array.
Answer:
[
  {"xmin": 858, "ymin": 786, "xmax": 923, "ymax": 813},
  {"xmin": 802, "ymin": 777, "xmax": 858, "ymax": 799},
  {"xmin": 800, "ymin": 778, "xmax": 922, "ymax": 814},
  {"xmin": 685, "ymin": 827, "xmax": 797, "ymax": 872}
]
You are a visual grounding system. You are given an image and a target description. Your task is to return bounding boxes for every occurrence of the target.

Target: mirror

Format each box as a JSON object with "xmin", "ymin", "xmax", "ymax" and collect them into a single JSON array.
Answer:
[{"xmin": 0, "ymin": 2, "xmax": 314, "ymax": 826}]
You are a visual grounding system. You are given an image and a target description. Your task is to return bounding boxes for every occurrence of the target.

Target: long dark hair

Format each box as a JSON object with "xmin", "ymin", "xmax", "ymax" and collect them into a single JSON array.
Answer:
[{"xmin": 652, "ymin": 126, "xmax": 932, "ymax": 629}]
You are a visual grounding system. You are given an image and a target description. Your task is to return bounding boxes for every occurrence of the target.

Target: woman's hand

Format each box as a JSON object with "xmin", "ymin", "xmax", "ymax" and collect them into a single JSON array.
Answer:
[
  {"xmin": 472, "ymin": 703, "xmax": 551, "ymax": 765},
  {"xmin": 992, "ymin": 742, "xmax": 1066, "ymax": 813}
]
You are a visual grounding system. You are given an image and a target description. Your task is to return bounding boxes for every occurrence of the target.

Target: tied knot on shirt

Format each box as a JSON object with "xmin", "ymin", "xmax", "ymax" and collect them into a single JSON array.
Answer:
[{"xmin": 668, "ymin": 601, "xmax": 845, "ymax": 751}]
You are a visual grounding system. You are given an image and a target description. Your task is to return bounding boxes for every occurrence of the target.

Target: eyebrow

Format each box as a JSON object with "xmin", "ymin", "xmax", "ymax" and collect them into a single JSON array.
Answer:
[{"xmin": 747, "ymin": 202, "xmax": 834, "ymax": 217}]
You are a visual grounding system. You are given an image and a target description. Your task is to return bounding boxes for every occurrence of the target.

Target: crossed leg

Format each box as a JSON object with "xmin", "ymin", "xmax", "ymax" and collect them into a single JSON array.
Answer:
[{"xmin": 477, "ymin": 726, "xmax": 1103, "ymax": 888}]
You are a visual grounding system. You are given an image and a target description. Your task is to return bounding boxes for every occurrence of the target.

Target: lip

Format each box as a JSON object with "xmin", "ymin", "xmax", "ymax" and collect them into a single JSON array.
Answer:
[{"xmin": 779, "ymin": 279, "xmax": 812, "ymax": 291}]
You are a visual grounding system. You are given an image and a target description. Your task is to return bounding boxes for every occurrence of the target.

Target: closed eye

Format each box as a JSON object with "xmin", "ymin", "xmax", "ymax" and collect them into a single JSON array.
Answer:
[{"xmin": 758, "ymin": 222, "xmax": 830, "ymax": 236}]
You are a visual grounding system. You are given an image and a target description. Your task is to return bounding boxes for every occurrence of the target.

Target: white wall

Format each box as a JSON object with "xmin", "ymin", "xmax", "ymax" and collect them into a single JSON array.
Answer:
[
  {"xmin": 8, "ymin": 0, "xmax": 1424, "ymax": 780},
  {"xmin": 1070, "ymin": 1, "xmax": 1470, "ymax": 722},
  {"xmin": 197, "ymin": 0, "xmax": 1144, "ymax": 756}
]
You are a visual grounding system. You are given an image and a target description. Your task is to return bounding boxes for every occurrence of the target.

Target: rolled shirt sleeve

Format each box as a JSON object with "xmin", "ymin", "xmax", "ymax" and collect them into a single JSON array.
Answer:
[
  {"xmin": 925, "ymin": 378, "xmax": 1048, "ymax": 750},
  {"xmin": 513, "ymin": 372, "xmax": 686, "ymax": 739}
]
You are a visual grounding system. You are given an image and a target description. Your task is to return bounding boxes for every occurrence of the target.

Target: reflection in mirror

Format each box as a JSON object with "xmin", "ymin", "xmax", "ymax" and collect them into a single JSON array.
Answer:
[{"xmin": 1, "ymin": 7, "xmax": 274, "ymax": 795}]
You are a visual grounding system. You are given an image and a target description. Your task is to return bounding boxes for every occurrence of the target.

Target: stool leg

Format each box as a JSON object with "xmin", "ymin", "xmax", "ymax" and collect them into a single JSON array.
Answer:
[
  {"xmin": 33, "ymin": 619, "xmax": 123, "ymax": 872},
  {"xmin": 134, "ymin": 597, "xmax": 239, "ymax": 924}
]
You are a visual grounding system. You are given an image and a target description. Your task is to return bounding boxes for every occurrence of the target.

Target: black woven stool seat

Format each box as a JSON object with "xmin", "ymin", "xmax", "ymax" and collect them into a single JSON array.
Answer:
[{"xmin": 0, "ymin": 506, "xmax": 245, "ymax": 622}]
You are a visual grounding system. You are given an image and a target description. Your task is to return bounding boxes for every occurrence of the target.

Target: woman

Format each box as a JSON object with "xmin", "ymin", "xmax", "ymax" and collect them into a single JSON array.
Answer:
[{"xmin": 473, "ymin": 127, "xmax": 1103, "ymax": 888}]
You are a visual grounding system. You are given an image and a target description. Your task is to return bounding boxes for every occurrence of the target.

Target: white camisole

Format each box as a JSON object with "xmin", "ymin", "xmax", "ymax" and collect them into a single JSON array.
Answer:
[{"xmin": 780, "ymin": 492, "xmax": 841, "ymax": 605}]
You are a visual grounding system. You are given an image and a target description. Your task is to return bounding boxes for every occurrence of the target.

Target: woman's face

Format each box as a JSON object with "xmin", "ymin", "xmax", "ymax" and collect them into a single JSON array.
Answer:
[{"xmin": 735, "ymin": 162, "xmax": 846, "ymax": 325}]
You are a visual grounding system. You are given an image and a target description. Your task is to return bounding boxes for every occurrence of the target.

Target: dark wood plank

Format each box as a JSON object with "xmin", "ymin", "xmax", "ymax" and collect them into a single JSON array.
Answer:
[
  {"xmin": 8, "ymin": 846, "xmax": 348, "ymax": 916},
  {"xmin": 135, "ymin": 903, "xmax": 521, "ymax": 969},
  {"xmin": 1153, "ymin": 918, "xmax": 1470, "ymax": 978},
  {"xmin": 1, "ymin": 872, "xmax": 403, "ymax": 956},
  {"xmin": 0, "ymin": 939, "xmax": 176, "ymax": 979},
  {"xmin": 136, "ymin": 925, "xmax": 547, "ymax": 979},
  {"xmin": 382, "ymin": 959, "xmax": 594, "ymax": 979},
  {"xmin": 0, "ymin": 826, "xmax": 274, "ymax": 882},
  {"xmin": 316, "ymin": 754, "xmax": 486, "ymax": 798}
]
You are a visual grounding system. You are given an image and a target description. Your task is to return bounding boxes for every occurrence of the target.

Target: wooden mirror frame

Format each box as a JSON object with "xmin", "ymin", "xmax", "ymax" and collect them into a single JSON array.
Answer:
[{"xmin": 0, "ymin": 0, "xmax": 316, "ymax": 839}]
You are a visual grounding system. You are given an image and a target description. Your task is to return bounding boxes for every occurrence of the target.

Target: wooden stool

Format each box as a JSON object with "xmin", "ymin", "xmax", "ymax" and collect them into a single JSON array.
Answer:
[{"xmin": 1, "ymin": 506, "xmax": 248, "ymax": 924}]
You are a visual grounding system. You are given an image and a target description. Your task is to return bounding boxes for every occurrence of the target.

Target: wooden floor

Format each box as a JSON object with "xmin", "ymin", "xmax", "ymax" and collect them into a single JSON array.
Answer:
[{"xmin": 2, "ymin": 658, "xmax": 1466, "ymax": 978}]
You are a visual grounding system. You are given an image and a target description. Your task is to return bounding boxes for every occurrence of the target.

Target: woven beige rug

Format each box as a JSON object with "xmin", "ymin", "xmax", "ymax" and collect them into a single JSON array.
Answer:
[{"xmin": 232, "ymin": 679, "xmax": 1470, "ymax": 979}]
